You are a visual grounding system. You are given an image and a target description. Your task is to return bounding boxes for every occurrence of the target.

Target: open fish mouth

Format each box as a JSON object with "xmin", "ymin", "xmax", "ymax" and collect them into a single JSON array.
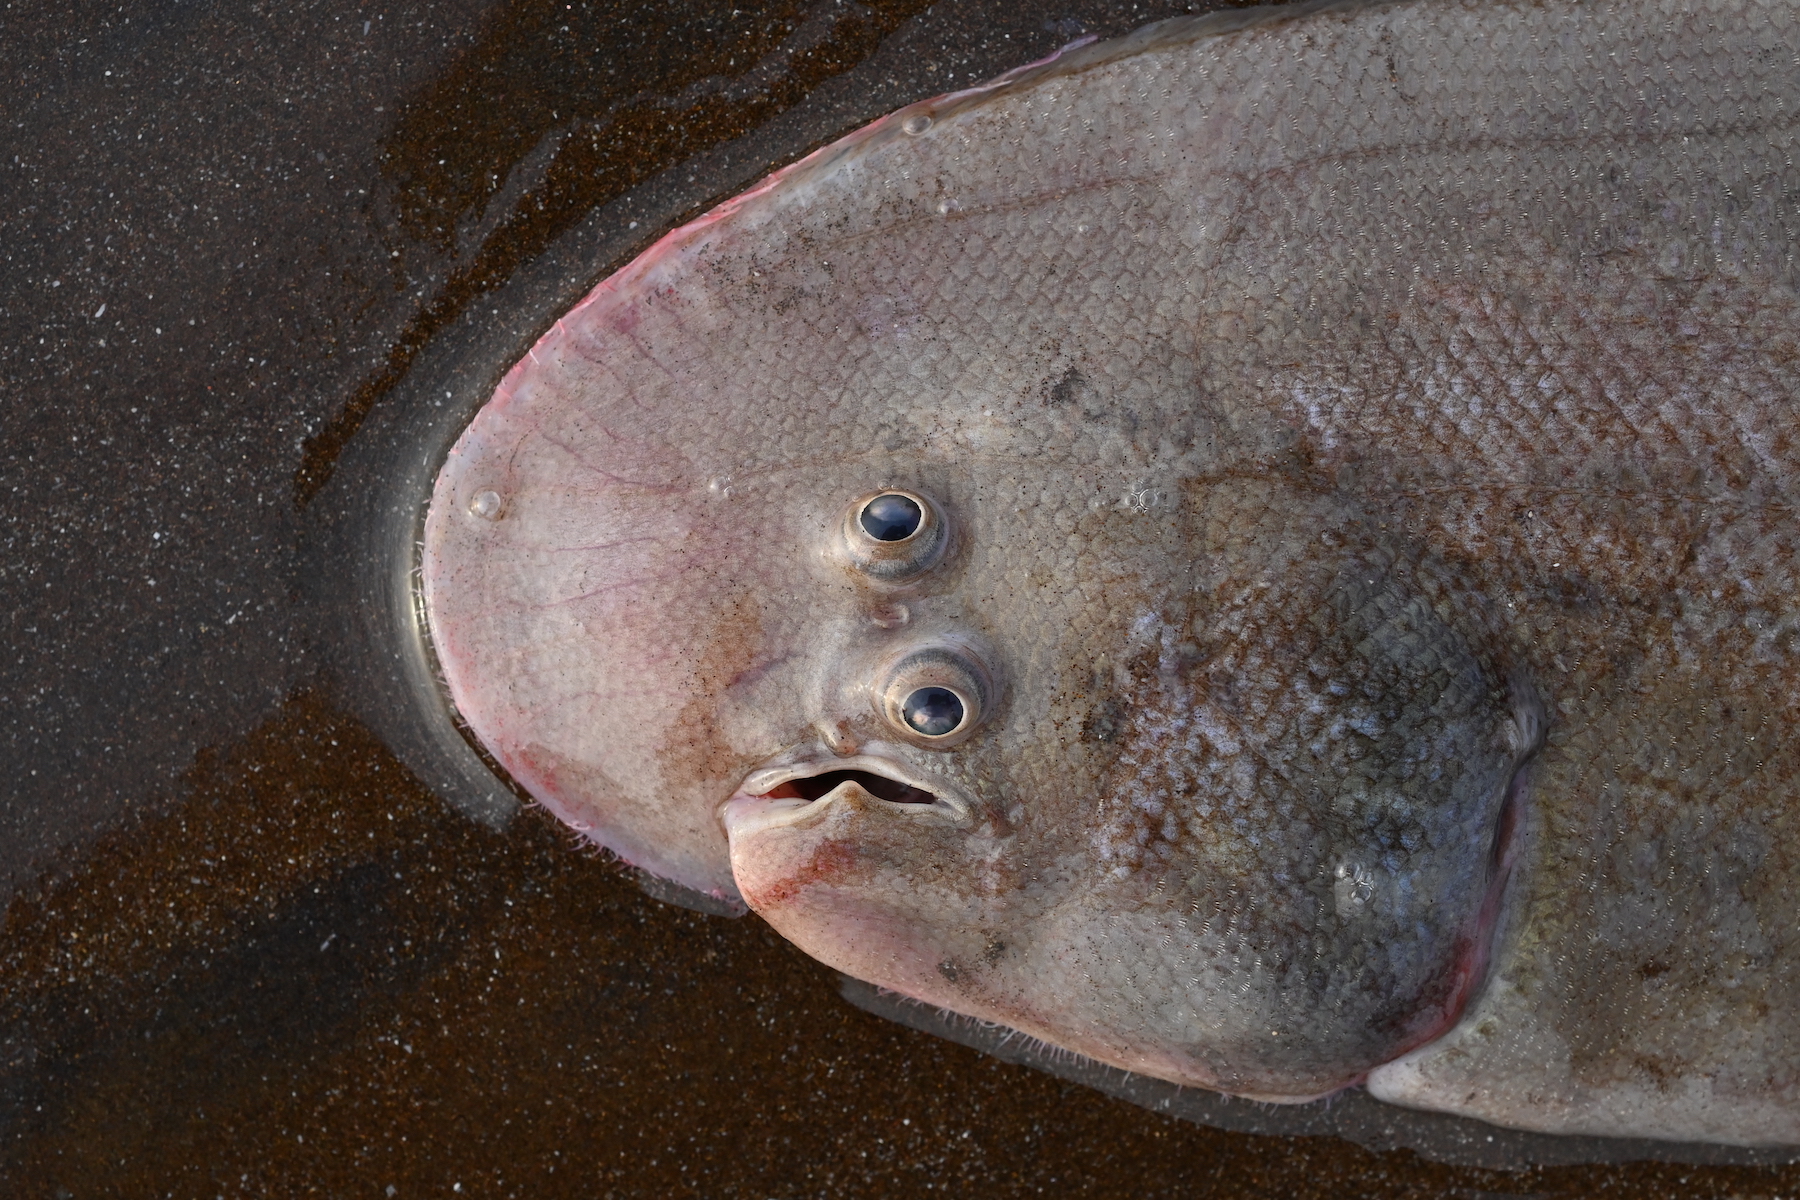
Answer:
[
  {"xmin": 722, "ymin": 752, "xmax": 969, "ymax": 836},
  {"xmin": 762, "ymin": 769, "xmax": 939, "ymax": 806}
]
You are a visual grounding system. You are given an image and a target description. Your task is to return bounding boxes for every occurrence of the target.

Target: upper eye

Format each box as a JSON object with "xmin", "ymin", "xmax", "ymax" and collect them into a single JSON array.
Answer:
[
  {"xmin": 877, "ymin": 640, "xmax": 995, "ymax": 747},
  {"xmin": 839, "ymin": 489, "xmax": 947, "ymax": 582}
]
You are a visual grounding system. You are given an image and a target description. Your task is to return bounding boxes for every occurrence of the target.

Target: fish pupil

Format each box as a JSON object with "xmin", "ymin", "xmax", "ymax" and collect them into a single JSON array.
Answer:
[
  {"xmin": 860, "ymin": 493, "xmax": 923, "ymax": 541},
  {"xmin": 902, "ymin": 686, "xmax": 964, "ymax": 736}
]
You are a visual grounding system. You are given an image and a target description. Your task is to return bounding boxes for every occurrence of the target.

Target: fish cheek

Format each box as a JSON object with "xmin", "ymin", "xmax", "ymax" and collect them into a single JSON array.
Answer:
[{"xmin": 657, "ymin": 592, "xmax": 782, "ymax": 797}]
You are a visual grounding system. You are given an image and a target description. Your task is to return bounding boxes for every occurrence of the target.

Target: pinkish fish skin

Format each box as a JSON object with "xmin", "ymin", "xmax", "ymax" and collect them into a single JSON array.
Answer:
[{"xmin": 423, "ymin": 0, "xmax": 1800, "ymax": 1147}]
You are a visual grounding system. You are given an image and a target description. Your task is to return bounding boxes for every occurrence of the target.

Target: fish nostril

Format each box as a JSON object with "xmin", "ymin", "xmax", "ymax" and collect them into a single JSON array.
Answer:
[
  {"xmin": 467, "ymin": 489, "xmax": 503, "ymax": 520},
  {"xmin": 859, "ymin": 493, "xmax": 923, "ymax": 541}
]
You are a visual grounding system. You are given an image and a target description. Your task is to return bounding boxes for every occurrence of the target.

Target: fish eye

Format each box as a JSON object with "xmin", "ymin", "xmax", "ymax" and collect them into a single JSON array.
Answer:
[
  {"xmin": 859, "ymin": 492, "xmax": 922, "ymax": 541},
  {"xmin": 838, "ymin": 489, "xmax": 947, "ymax": 583},
  {"xmin": 877, "ymin": 641, "xmax": 995, "ymax": 747}
]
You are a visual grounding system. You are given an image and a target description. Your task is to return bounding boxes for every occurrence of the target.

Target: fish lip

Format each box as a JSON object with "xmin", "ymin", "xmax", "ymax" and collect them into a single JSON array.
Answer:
[{"xmin": 722, "ymin": 747, "xmax": 972, "ymax": 837}]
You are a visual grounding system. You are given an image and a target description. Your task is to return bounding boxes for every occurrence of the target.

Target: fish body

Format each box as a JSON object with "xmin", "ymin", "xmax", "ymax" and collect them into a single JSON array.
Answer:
[{"xmin": 422, "ymin": 0, "xmax": 1800, "ymax": 1146}]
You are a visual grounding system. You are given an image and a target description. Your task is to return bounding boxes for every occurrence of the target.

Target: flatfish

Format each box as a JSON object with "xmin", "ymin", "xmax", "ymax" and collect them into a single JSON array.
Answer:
[{"xmin": 422, "ymin": 0, "xmax": 1800, "ymax": 1146}]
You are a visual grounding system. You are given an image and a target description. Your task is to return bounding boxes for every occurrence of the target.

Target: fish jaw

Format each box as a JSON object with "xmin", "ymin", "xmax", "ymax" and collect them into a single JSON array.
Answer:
[{"xmin": 724, "ymin": 761, "xmax": 1038, "ymax": 1025}]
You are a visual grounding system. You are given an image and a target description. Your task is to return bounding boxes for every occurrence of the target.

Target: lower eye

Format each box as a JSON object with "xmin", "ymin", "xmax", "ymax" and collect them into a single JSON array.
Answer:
[
  {"xmin": 902, "ymin": 686, "xmax": 965, "ymax": 737},
  {"xmin": 876, "ymin": 639, "xmax": 996, "ymax": 747}
]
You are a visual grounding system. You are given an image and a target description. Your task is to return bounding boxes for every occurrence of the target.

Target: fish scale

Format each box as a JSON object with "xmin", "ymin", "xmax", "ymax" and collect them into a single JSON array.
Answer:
[{"xmin": 423, "ymin": 0, "xmax": 1800, "ymax": 1146}]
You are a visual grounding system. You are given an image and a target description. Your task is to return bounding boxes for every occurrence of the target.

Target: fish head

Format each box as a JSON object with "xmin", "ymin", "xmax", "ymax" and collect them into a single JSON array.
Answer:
[
  {"xmin": 423, "ymin": 400, "xmax": 994, "ymax": 900},
  {"xmin": 423, "ymin": 347, "xmax": 1090, "ymax": 907}
]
